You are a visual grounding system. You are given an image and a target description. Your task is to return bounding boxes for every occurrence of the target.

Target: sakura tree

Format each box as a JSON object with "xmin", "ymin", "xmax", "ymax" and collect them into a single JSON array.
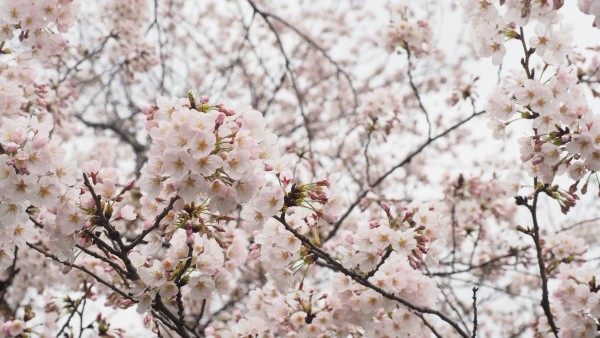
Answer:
[{"xmin": 1, "ymin": 0, "xmax": 600, "ymax": 337}]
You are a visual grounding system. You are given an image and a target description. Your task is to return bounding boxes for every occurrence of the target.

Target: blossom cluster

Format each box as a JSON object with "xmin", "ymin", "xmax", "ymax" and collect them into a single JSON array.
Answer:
[
  {"xmin": 357, "ymin": 88, "xmax": 408, "ymax": 137},
  {"xmin": 132, "ymin": 94, "xmax": 293, "ymax": 311},
  {"xmin": 103, "ymin": 0, "xmax": 149, "ymax": 43},
  {"xmin": 250, "ymin": 176, "xmax": 344, "ymax": 289},
  {"xmin": 441, "ymin": 173, "xmax": 517, "ymax": 259},
  {"xmin": 486, "ymin": 64, "xmax": 599, "ymax": 206},
  {"xmin": 212, "ymin": 282, "xmax": 339, "ymax": 337},
  {"xmin": 140, "ymin": 95, "xmax": 284, "ymax": 212},
  {"xmin": 211, "ymin": 257, "xmax": 436, "ymax": 338},
  {"xmin": 0, "ymin": 58, "xmax": 73, "ymax": 132},
  {"xmin": 0, "ymin": 0, "xmax": 79, "ymax": 57},
  {"xmin": 460, "ymin": 0, "xmax": 572, "ymax": 65},
  {"xmin": 102, "ymin": 0, "xmax": 158, "ymax": 77},
  {"xmin": 544, "ymin": 232, "xmax": 586, "ymax": 264},
  {"xmin": 333, "ymin": 203, "xmax": 445, "ymax": 273},
  {"xmin": 548, "ymin": 264, "xmax": 600, "ymax": 338},
  {"xmin": 0, "ymin": 112, "xmax": 78, "ymax": 266},
  {"xmin": 382, "ymin": 3, "xmax": 432, "ymax": 57}
]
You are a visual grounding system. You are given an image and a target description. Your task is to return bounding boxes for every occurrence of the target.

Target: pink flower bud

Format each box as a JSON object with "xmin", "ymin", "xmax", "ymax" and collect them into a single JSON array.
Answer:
[
  {"xmin": 408, "ymin": 257, "xmax": 419, "ymax": 269},
  {"xmin": 531, "ymin": 155, "xmax": 544, "ymax": 166},
  {"xmin": 32, "ymin": 133, "xmax": 49, "ymax": 148},
  {"xmin": 124, "ymin": 179, "xmax": 136, "ymax": 191},
  {"xmin": 369, "ymin": 222, "xmax": 380, "ymax": 229},
  {"xmin": 215, "ymin": 112, "xmax": 226, "ymax": 125},
  {"xmin": 381, "ymin": 202, "xmax": 390, "ymax": 214},
  {"xmin": 249, "ymin": 246, "xmax": 261, "ymax": 260},
  {"xmin": 80, "ymin": 194, "xmax": 96, "ymax": 209},
  {"xmin": 4, "ymin": 142, "xmax": 18, "ymax": 153},
  {"xmin": 320, "ymin": 213, "xmax": 337, "ymax": 223},
  {"xmin": 141, "ymin": 105, "xmax": 154, "ymax": 115},
  {"xmin": 553, "ymin": 0, "xmax": 564, "ymax": 10}
]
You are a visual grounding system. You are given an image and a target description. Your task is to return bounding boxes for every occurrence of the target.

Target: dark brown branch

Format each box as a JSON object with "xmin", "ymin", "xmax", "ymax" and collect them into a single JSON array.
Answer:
[
  {"xmin": 517, "ymin": 27, "xmax": 535, "ymax": 80},
  {"xmin": 27, "ymin": 242, "xmax": 132, "ymax": 301},
  {"xmin": 526, "ymin": 186, "xmax": 559, "ymax": 337},
  {"xmin": 75, "ymin": 244, "xmax": 129, "ymax": 285},
  {"xmin": 82, "ymin": 173, "xmax": 140, "ymax": 281},
  {"xmin": 556, "ymin": 217, "xmax": 600, "ymax": 233},
  {"xmin": 417, "ymin": 313, "xmax": 443, "ymax": 338},
  {"xmin": 0, "ymin": 246, "xmax": 19, "ymax": 304},
  {"xmin": 365, "ymin": 248, "xmax": 392, "ymax": 278},
  {"xmin": 125, "ymin": 195, "xmax": 179, "ymax": 251},
  {"xmin": 471, "ymin": 286, "xmax": 478, "ymax": 338}
]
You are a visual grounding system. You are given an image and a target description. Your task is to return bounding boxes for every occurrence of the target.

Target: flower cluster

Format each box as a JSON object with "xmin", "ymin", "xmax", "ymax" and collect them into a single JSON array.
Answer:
[
  {"xmin": 439, "ymin": 174, "xmax": 518, "ymax": 265},
  {"xmin": 102, "ymin": 0, "xmax": 158, "ymax": 77},
  {"xmin": 357, "ymin": 88, "xmax": 408, "ymax": 137},
  {"xmin": 0, "ymin": 59, "xmax": 72, "ymax": 125},
  {"xmin": 0, "ymin": 319, "xmax": 27, "ymax": 337},
  {"xmin": 134, "ymin": 94, "xmax": 289, "ymax": 311},
  {"xmin": 250, "ymin": 176, "xmax": 344, "ymax": 289},
  {"xmin": 210, "ymin": 282, "xmax": 339, "ymax": 337},
  {"xmin": 212, "ymin": 260, "xmax": 436, "ymax": 338},
  {"xmin": 460, "ymin": 0, "xmax": 572, "ymax": 65},
  {"xmin": 382, "ymin": 3, "xmax": 432, "ymax": 56},
  {"xmin": 549, "ymin": 264, "xmax": 600, "ymax": 338},
  {"xmin": 335, "ymin": 202, "xmax": 445, "ymax": 272},
  {"xmin": 103, "ymin": 0, "xmax": 149, "ymax": 43},
  {"xmin": 132, "ymin": 229, "xmax": 233, "ymax": 314},
  {"xmin": 0, "ymin": 0, "xmax": 79, "ymax": 57},
  {"xmin": 140, "ymin": 95, "xmax": 282, "ymax": 213},
  {"xmin": 444, "ymin": 173, "xmax": 517, "ymax": 229},
  {"xmin": 486, "ymin": 66, "xmax": 598, "ymax": 192},
  {"xmin": 544, "ymin": 232, "xmax": 586, "ymax": 264},
  {"xmin": 0, "ymin": 112, "xmax": 80, "ymax": 265}
]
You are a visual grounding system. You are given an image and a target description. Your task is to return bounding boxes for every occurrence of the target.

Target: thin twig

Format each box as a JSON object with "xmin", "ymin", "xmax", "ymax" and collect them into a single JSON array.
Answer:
[
  {"xmin": 325, "ymin": 110, "xmax": 486, "ymax": 242},
  {"xmin": 27, "ymin": 242, "xmax": 133, "ymax": 301},
  {"xmin": 405, "ymin": 43, "xmax": 432, "ymax": 140},
  {"xmin": 471, "ymin": 286, "xmax": 479, "ymax": 338}
]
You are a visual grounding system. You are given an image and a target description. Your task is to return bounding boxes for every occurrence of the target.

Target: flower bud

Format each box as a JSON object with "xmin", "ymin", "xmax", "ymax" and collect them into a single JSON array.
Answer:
[{"xmin": 32, "ymin": 133, "xmax": 49, "ymax": 148}]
